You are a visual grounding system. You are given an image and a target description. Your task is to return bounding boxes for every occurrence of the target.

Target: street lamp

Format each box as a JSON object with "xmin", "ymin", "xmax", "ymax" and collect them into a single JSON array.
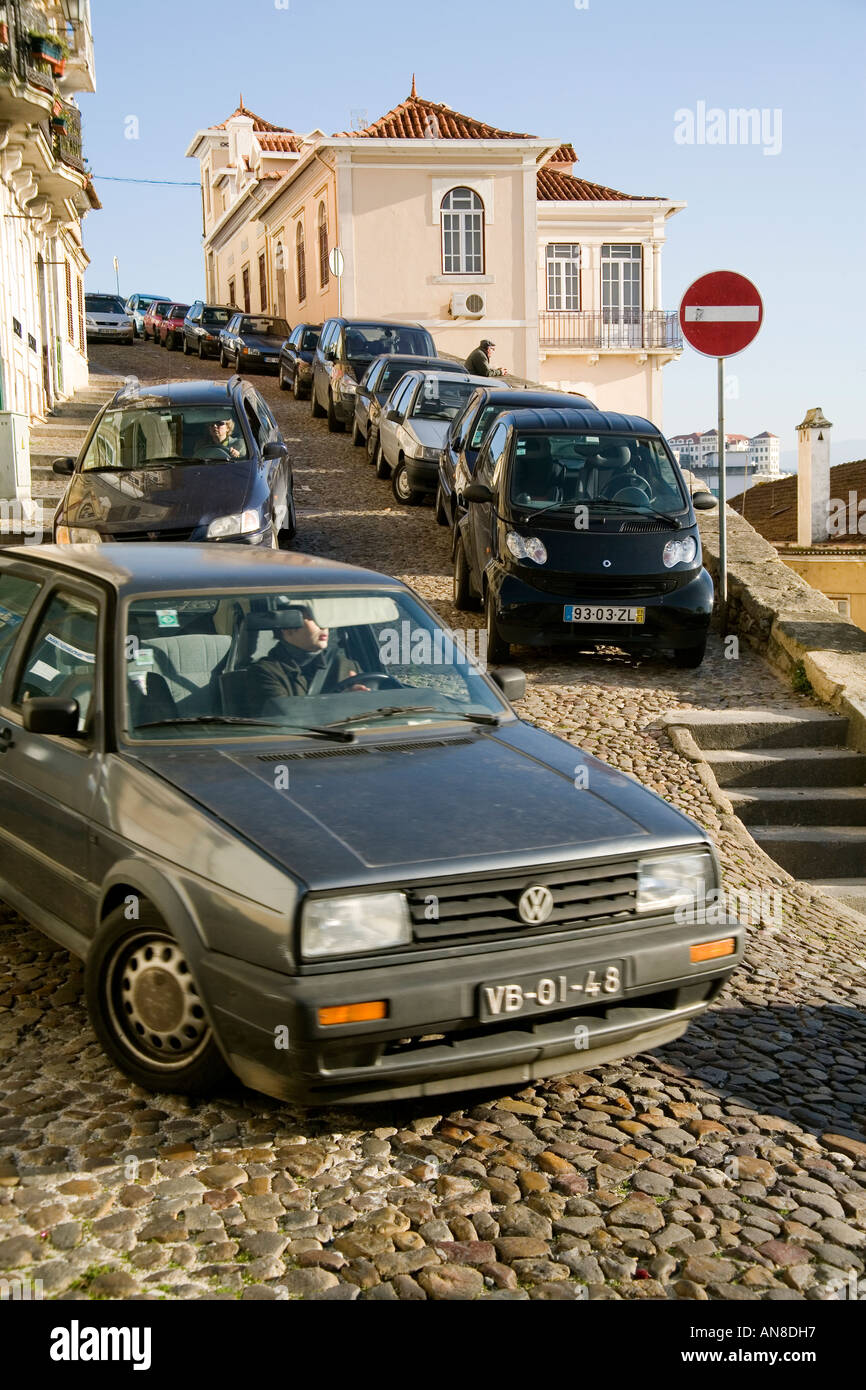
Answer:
[
  {"xmin": 113, "ymin": 255, "xmax": 119, "ymax": 295},
  {"xmin": 61, "ymin": 1, "xmax": 84, "ymax": 22}
]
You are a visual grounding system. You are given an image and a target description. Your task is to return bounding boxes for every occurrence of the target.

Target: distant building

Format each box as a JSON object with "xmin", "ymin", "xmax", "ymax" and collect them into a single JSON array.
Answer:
[{"xmin": 670, "ymin": 429, "xmax": 782, "ymax": 498}]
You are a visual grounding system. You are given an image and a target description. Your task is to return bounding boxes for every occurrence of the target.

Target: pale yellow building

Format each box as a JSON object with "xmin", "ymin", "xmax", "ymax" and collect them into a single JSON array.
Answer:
[{"xmin": 186, "ymin": 84, "xmax": 685, "ymax": 420}]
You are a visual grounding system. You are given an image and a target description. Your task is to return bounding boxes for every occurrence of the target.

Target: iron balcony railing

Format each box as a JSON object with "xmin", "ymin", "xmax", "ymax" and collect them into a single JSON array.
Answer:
[
  {"xmin": 52, "ymin": 98, "xmax": 84, "ymax": 171},
  {"xmin": 539, "ymin": 309, "xmax": 683, "ymax": 351},
  {"xmin": 0, "ymin": 1, "xmax": 58, "ymax": 96}
]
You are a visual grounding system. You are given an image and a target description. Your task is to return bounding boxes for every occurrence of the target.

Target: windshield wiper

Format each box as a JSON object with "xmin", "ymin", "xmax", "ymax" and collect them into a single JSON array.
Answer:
[
  {"xmin": 135, "ymin": 715, "xmax": 355, "ymax": 742},
  {"xmin": 585, "ymin": 499, "xmax": 682, "ymax": 528},
  {"xmin": 325, "ymin": 705, "xmax": 501, "ymax": 730}
]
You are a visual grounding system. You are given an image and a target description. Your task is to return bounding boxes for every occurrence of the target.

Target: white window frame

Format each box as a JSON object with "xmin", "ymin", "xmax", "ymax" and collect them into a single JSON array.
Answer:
[
  {"xmin": 546, "ymin": 243, "xmax": 581, "ymax": 311},
  {"xmin": 440, "ymin": 187, "xmax": 485, "ymax": 276}
]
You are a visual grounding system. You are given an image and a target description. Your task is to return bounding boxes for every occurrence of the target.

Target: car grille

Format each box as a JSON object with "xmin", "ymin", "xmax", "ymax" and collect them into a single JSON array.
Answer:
[
  {"xmin": 407, "ymin": 859, "xmax": 638, "ymax": 942},
  {"xmin": 107, "ymin": 526, "xmax": 197, "ymax": 542},
  {"xmin": 528, "ymin": 572, "xmax": 679, "ymax": 599}
]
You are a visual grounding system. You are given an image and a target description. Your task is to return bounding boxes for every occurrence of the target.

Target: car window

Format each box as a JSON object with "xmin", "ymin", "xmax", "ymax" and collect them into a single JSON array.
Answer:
[
  {"xmin": 342, "ymin": 324, "xmax": 434, "ymax": 359},
  {"xmin": 0, "ymin": 573, "xmax": 42, "ymax": 682},
  {"xmin": 470, "ymin": 404, "xmax": 499, "ymax": 449},
  {"xmin": 240, "ymin": 316, "xmax": 289, "ymax": 337},
  {"xmin": 16, "ymin": 591, "xmax": 99, "ymax": 734},
  {"xmin": 389, "ymin": 378, "xmax": 415, "ymax": 416},
  {"xmin": 256, "ymin": 395, "xmax": 279, "ymax": 438},
  {"xmin": 203, "ymin": 307, "xmax": 232, "ymax": 326},
  {"xmin": 319, "ymin": 321, "xmax": 337, "ymax": 352},
  {"xmin": 508, "ymin": 430, "xmax": 689, "ymax": 513},
  {"xmin": 86, "ymin": 296, "xmax": 126, "ymax": 314},
  {"xmin": 362, "ymin": 361, "xmax": 382, "ymax": 392},
  {"xmin": 289, "ymin": 327, "xmax": 302, "ymax": 348},
  {"xmin": 411, "ymin": 378, "xmax": 477, "ymax": 423},
  {"xmin": 478, "ymin": 422, "xmax": 509, "ymax": 484},
  {"xmin": 302, "ymin": 328, "xmax": 320, "ymax": 351},
  {"xmin": 244, "ymin": 398, "xmax": 267, "ymax": 448},
  {"xmin": 81, "ymin": 404, "xmax": 250, "ymax": 467}
]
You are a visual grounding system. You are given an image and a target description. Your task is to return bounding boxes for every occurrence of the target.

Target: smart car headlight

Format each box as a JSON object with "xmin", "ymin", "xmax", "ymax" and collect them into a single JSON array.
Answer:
[
  {"xmin": 662, "ymin": 535, "xmax": 698, "ymax": 568},
  {"xmin": 637, "ymin": 851, "xmax": 714, "ymax": 913},
  {"xmin": 206, "ymin": 510, "xmax": 260, "ymax": 539},
  {"xmin": 506, "ymin": 531, "xmax": 547, "ymax": 564},
  {"xmin": 301, "ymin": 893, "xmax": 412, "ymax": 959}
]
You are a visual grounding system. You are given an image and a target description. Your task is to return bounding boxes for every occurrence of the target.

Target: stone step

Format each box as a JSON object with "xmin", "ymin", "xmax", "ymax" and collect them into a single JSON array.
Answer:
[
  {"xmin": 806, "ymin": 879, "xmax": 866, "ymax": 916},
  {"xmin": 703, "ymin": 746, "xmax": 866, "ymax": 789},
  {"xmin": 670, "ymin": 708, "xmax": 849, "ymax": 751},
  {"xmin": 727, "ymin": 786, "xmax": 866, "ymax": 827},
  {"xmin": 751, "ymin": 826, "xmax": 866, "ymax": 878}
]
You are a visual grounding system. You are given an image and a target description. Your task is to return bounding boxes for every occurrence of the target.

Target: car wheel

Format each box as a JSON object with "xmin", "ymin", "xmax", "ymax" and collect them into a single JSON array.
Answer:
[
  {"xmin": 673, "ymin": 637, "xmax": 707, "ymax": 669},
  {"xmin": 292, "ymin": 371, "xmax": 303, "ymax": 401},
  {"xmin": 219, "ymin": 348, "xmax": 228, "ymax": 368},
  {"xmin": 392, "ymin": 460, "xmax": 420, "ymax": 505},
  {"xmin": 374, "ymin": 442, "xmax": 391, "ymax": 479},
  {"xmin": 453, "ymin": 535, "xmax": 479, "ymax": 611},
  {"xmin": 198, "ymin": 339, "xmax": 205, "ymax": 359},
  {"xmin": 165, "ymin": 333, "xmax": 173, "ymax": 351},
  {"xmin": 182, "ymin": 336, "xmax": 190, "ymax": 355},
  {"xmin": 327, "ymin": 392, "xmax": 345, "ymax": 433},
  {"xmin": 279, "ymin": 365, "xmax": 289, "ymax": 391},
  {"xmin": 279, "ymin": 490, "xmax": 297, "ymax": 546},
  {"xmin": 366, "ymin": 427, "xmax": 378, "ymax": 463},
  {"xmin": 311, "ymin": 385, "xmax": 326, "ymax": 418},
  {"xmin": 84, "ymin": 905, "xmax": 231, "ymax": 1096},
  {"xmin": 434, "ymin": 483, "xmax": 448, "ymax": 526},
  {"xmin": 484, "ymin": 585, "xmax": 510, "ymax": 664},
  {"xmin": 351, "ymin": 418, "xmax": 364, "ymax": 447}
]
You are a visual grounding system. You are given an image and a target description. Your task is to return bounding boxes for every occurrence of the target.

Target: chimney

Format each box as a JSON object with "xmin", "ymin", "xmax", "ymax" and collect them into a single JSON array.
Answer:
[{"xmin": 796, "ymin": 406, "xmax": 832, "ymax": 544}]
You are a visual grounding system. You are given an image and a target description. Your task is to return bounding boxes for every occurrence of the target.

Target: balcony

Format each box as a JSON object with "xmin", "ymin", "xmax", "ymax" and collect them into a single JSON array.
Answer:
[
  {"xmin": 539, "ymin": 310, "xmax": 683, "ymax": 353},
  {"xmin": 51, "ymin": 96, "xmax": 83, "ymax": 171},
  {"xmin": 0, "ymin": 2, "xmax": 58, "ymax": 121}
]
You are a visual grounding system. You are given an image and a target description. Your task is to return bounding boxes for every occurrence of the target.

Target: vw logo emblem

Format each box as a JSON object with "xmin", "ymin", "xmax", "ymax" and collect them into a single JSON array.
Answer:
[
  {"xmin": 603, "ymin": 559, "xmax": 612, "ymax": 568},
  {"xmin": 518, "ymin": 885, "xmax": 554, "ymax": 925}
]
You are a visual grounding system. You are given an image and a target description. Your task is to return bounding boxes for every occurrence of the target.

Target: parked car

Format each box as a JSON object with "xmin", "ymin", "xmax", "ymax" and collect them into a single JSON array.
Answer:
[
  {"xmin": 452, "ymin": 406, "xmax": 717, "ymax": 667},
  {"xmin": 182, "ymin": 302, "xmax": 235, "ymax": 359},
  {"xmin": 159, "ymin": 304, "xmax": 191, "ymax": 352},
  {"xmin": 374, "ymin": 370, "xmax": 492, "ymax": 505},
  {"xmin": 218, "ymin": 313, "xmax": 290, "ymax": 373},
  {"xmin": 438, "ymin": 387, "xmax": 595, "ymax": 531},
  {"xmin": 0, "ymin": 540, "xmax": 743, "ymax": 1103},
  {"xmin": 352, "ymin": 354, "xmax": 466, "ymax": 455},
  {"xmin": 125, "ymin": 293, "xmax": 170, "ymax": 339},
  {"xmin": 52, "ymin": 376, "xmax": 296, "ymax": 547},
  {"xmin": 84, "ymin": 294, "xmax": 135, "ymax": 344},
  {"xmin": 311, "ymin": 318, "xmax": 437, "ymax": 433},
  {"xmin": 142, "ymin": 299, "xmax": 173, "ymax": 342},
  {"xmin": 278, "ymin": 323, "xmax": 322, "ymax": 398}
]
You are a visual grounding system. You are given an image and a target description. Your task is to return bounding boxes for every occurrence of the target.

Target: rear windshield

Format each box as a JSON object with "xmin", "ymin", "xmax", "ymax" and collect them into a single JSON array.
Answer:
[
  {"xmin": 343, "ymin": 324, "xmax": 434, "ymax": 360},
  {"xmin": 508, "ymin": 431, "xmax": 688, "ymax": 514},
  {"xmin": 86, "ymin": 296, "xmax": 126, "ymax": 314}
]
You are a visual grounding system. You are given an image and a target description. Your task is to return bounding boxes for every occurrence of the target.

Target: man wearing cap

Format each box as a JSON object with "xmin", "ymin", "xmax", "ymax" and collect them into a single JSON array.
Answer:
[
  {"xmin": 248, "ymin": 608, "xmax": 368, "ymax": 704},
  {"xmin": 464, "ymin": 339, "xmax": 507, "ymax": 377}
]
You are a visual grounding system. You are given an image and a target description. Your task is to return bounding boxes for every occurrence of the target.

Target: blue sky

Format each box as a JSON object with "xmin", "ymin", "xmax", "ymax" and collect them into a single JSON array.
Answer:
[{"xmin": 80, "ymin": 0, "xmax": 865, "ymax": 455}]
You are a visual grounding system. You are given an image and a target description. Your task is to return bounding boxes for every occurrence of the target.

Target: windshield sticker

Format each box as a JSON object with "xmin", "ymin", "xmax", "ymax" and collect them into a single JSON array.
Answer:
[
  {"xmin": 30, "ymin": 659, "xmax": 59, "ymax": 681},
  {"xmin": 132, "ymin": 648, "xmax": 154, "ymax": 666},
  {"xmin": 0, "ymin": 606, "xmax": 23, "ymax": 628},
  {"xmin": 45, "ymin": 633, "xmax": 96, "ymax": 664},
  {"xmin": 156, "ymin": 609, "xmax": 179, "ymax": 629}
]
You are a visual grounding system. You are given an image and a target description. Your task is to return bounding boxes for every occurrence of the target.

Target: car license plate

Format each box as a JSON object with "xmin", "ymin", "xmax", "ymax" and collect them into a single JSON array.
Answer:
[
  {"xmin": 265, "ymin": 356, "xmax": 278, "ymax": 363},
  {"xmin": 564, "ymin": 605, "xmax": 645, "ymax": 624},
  {"xmin": 479, "ymin": 961, "xmax": 624, "ymax": 1021}
]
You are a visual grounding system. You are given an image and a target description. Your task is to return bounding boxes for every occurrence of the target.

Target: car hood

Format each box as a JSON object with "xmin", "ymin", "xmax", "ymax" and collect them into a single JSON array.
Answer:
[
  {"xmin": 239, "ymin": 334, "xmax": 285, "ymax": 352},
  {"xmin": 406, "ymin": 419, "xmax": 451, "ymax": 449},
  {"xmin": 59, "ymin": 462, "xmax": 254, "ymax": 533},
  {"xmin": 126, "ymin": 720, "xmax": 706, "ymax": 890}
]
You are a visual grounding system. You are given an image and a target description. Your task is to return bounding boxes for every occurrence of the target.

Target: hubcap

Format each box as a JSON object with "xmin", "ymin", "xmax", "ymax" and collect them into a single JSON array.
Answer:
[
  {"xmin": 396, "ymin": 467, "xmax": 411, "ymax": 500},
  {"xmin": 105, "ymin": 932, "xmax": 210, "ymax": 1070}
]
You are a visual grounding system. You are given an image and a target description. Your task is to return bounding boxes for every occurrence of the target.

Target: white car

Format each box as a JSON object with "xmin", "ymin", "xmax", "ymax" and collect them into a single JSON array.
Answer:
[
  {"xmin": 376, "ymin": 369, "xmax": 493, "ymax": 505},
  {"xmin": 84, "ymin": 293, "xmax": 135, "ymax": 344}
]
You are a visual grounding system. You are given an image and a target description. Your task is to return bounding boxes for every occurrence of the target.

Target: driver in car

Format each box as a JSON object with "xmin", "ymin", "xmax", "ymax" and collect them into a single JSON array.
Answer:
[
  {"xmin": 198, "ymin": 414, "xmax": 243, "ymax": 460},
  {"xmin": 247, "ymin": 607, "xmax": 369, "ymax": 701}
]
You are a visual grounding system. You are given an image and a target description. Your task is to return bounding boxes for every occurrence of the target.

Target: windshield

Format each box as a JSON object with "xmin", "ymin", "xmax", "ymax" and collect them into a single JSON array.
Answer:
[
  {"xmin": 240, "ymin": 316, "xmax": 289, "ymax": 337},
  {"xmin": 203, "ymin": 308, "xmax": 232, "ymax": 326},
  {"xmin": 168, "ymin": 305, "xmax": 190, "ymax": 319},
  {"xmin": 86, "ymin": 296, "xmax": 126, "ymax": 315},
  {"xmin": 81, "ymin": 405, "xmax": 249, "ymax": 470},
  {"xmin": 343, "ymin": 324, "xmax": 433, "ymax": 360},
  {"xmin": 508, "ymin": 431, "xmax": 688, "ymax": 514},
  {"xmin": 301, "ymin": 329, "xmax": 320, "ymax": 350},
  {"xmin": 411, "ymin": 378, "xmax": 476, "ymax": 422},
  {"xmin": 123, "ymin": 587, "xmax": 505, "ymax": 741}
]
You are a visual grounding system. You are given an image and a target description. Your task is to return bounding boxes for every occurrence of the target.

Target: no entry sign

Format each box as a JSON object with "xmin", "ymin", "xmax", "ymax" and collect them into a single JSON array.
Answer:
[{"xmin": 679, "ymin": 271, "xmax": 763, "ymax": 358}]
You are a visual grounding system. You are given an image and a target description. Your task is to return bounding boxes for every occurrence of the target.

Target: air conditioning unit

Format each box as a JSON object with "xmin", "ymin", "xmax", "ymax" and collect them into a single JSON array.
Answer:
[{"xmin": 449, "ymin": 290, "xmax": 486, "ymax": 319}]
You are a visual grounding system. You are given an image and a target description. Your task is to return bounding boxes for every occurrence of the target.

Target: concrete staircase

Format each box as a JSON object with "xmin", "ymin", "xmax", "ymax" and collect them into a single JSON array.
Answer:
[
  {"xmin": 30, "ymin": 376, "xmax": 125, "ymax": 526},
  {"xmin": 669, "ymin": 709, "xmax": 866, "ymax": 916}
]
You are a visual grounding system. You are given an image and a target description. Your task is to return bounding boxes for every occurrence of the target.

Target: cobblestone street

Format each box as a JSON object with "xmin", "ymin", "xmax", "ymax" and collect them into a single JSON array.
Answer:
[{"xmin": 0, "ymin": 342, "xmax": 864, "ymax": 1302}]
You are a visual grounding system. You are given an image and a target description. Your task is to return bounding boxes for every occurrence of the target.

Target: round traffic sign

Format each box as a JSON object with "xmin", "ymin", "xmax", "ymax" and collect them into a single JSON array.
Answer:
[
  {"xmin": 328, "ymin": 246, "xmax": 344, "ymax": 278},
  {"xmin": 679, "ymin": 270, "xmax": 763, "ymax": 358}
]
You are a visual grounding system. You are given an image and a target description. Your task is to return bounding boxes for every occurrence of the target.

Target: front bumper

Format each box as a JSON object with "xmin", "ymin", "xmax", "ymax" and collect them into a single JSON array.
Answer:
[
  {"xmin": 405, "ymin": 457, "xmax": 441, "ymax": 493},
  {"xmin": 87, "ymin": 327, "xmax": 134, "ymax": 343},
  {"xmin": 199, "ymin": 913, "xmax": 743, "ymax": 1104},
  {"xmin": 490, "ymin": 565, "xmax": 714, "ymax": 651}
]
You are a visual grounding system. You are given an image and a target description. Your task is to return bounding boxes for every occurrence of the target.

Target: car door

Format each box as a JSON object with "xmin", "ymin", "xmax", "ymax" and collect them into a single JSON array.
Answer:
[
  {"xmin": 0, "ymin": 576, "xmax": 106, "ymax": 940},
  {"xmin": 314, "ymin": 320, "xmax": 337, "ymax": 406},
  {"xmin": 467, "ymin": 421, "xmax": 509, "ymax": 588},
  {"xmin": 356, "ymin": 360, "xmax": 381, "ymax": 432},
  {"xmin": 185, "ymin": 302, "xmax": 202, "ymax": 348},
  {"xmin": 284, "ymin": 325, "xmax": 301, "ymax": 380},
  {"xmin": 379, "ymin": 376, "xmax": 415, "ymax": 467}
]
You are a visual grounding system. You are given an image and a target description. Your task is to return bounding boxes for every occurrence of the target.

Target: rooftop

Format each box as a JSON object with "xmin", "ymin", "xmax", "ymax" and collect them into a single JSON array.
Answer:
[{"xmin": 732, "ymin": 458, "xmax": 866, "ymax": 545}]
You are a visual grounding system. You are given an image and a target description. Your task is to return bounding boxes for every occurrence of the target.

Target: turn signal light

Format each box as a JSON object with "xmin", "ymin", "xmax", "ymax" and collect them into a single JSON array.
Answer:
[
  {"xmin": 318, "ymin": 1001, "xmax": 388, "ymax": 1026},
  {"xmin": 690, "ymin": 938, "xmax": 735, "ymax": 962}
]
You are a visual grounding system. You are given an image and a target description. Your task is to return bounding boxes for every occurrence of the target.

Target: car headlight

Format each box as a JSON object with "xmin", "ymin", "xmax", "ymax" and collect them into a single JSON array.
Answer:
[
  {"xmin": 417, "ymin": 445, "xmax": 441, "ymax": 462},
  {"xmin": 206, "ymin": 509, "xmax": 261, "ymax": 539},
  {"xmin": 242, "ymin": 347, "xmax": 261, "ymax": 357},
  {"xmin": 339, "ymin": 377, "xmax": 357, "ymax": 395},
  {"xmin": 506, "ymin": 531, "xmax": 547, "ymax": 564},
  {"xmin": 662, "ymin": 534, "xmax": 698, "ymax": 568},
  {"xmin": 301, "ymin": 892, "xmax": 412, "ymax": 959},
  {"xmin": 85, "ymin": 317, "xmax": 97, "ymax": 327},
  {"xmin": 637, "ymin": 851, "xmax": 714, "ymax": 914},
  {"xmin": 56, "ymin": 526, "xmax": 102, "ymax": 544}
]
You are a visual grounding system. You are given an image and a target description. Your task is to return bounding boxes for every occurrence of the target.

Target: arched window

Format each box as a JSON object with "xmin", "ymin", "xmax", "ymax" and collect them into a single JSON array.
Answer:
[
  {"xmin": 275, "ymin": 241, "xmax": 287, "ymax": 318},
  {"xmin": 441, "ymin": 187, "xmax": 484, "ymax": 274},
  {"xmin": 318, "ymin": 202, "xmax": 329, "ymax": 287},
  {"xmin": 296, "ymin": 222, "xmax": 306, "ymax": 302}
]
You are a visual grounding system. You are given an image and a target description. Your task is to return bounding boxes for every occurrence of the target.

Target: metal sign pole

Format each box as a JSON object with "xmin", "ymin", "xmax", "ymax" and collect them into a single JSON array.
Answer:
[{"xmin": 717, "ymin": 355, "xmax": 727, "ymax": 624}]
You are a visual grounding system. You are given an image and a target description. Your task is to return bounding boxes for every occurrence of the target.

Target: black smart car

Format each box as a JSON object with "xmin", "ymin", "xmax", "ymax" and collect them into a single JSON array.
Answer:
[
  {"xmin": 278, "ymin": 322, "xmax": 322, "ymax": 399},
  {"xmin": 311, "ymin": 317, "xmax": 437, "ymax": 432},
  {"xmin": 52, "ymin": 377, "xmax": 297, "ymax": 547},
  {"xmin": 218, "ymin": 313, "xmax": 291, "ymax": 373},
  {"xmin": 437, "ymin": 387, "xmax": 595, "ymax": 530},
  {"xmin": 0, "ymin": 543, "xmax": 742, "ymax": 1104},
  {"xmin": 453, "ymin": 406, "xmax": 716, "ymax": 667},
  {"xmin": 352, "ymin": 354, "xmax": 467, "ymax": 455}
]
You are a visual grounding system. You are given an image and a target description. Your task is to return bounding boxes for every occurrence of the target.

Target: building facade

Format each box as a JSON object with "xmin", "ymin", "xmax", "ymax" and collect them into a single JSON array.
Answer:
[
  {"xmin": 187, "ymin": 85, "xmax": 685, "ymax": 422},
  {"xmin": 670, "ymin": 428, "xmax": 782, "ymax": 498},
  {"xmin": 0, "ymin": 1, "xmax": 98, "ymax": 422}
]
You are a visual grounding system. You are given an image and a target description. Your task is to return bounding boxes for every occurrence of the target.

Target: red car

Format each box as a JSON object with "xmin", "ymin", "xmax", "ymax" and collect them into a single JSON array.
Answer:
[
  {"xmin": 142, "ymin": 299, "xmax": 173, "ymax": 341},
  {"xmin": 159, "ymin": 303, "xmax": 191, "ymax": 351}
]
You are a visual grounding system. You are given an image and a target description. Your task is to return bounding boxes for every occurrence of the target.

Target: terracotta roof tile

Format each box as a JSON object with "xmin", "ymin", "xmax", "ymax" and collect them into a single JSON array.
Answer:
[
  {"xmin": 257, "ymin": 131, "xmax": 303, "ymax": 153},
  {"xmin": 334, "ymin": 89, "xmax": 533, "ymax": 140},
  {"xmin": 537, "ymin": 166, "xmax": 658, "ymax": 202},
  {"xmin": 214, "ymin": 103, "xmax": 291, "ymax": 134},
  {"xmin": 732, "ymin": 458, "xmax": 866, "ymax": 545}
]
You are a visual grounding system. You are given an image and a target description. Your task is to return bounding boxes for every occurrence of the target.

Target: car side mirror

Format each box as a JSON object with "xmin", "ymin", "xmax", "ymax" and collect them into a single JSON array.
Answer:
[
  {"xmin": 52, "ymin": 456, "xmax": 75, "ymax": 475},
  {"xmin": 385, "ymin": 409, "xmax": 401, "ymax": 423},
  {"xmin": 464, "ymin": 482, "xmax": 494, "ymax": 505},
  {"xmin": 22, "ymin": 697, "xmax": 80, "ymax": 736},
  {"xmin": 692, "ymin": 491, "xmax": 717, "ymax": 510},
  {"xmin": 262, "ymin": 441, "xmax": 285, "ymax": 459},
  {"xmin": 488, "ymin": 666, "xmax": 526, "ymax": 702}
]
